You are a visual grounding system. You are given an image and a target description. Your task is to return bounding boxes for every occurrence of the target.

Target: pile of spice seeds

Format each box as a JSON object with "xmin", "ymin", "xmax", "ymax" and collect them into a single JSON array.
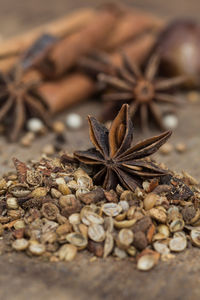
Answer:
[{"xmin": 0, "ymin": 155, "xmax": 200, "ymax": 271}]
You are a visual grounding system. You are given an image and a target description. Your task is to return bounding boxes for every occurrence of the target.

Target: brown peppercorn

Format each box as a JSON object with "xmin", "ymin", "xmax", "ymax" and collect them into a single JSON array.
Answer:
[
  {"xmin": 79, "ymin": 187, "xmax": 105, "ymax": 204},
  {"xmin": 41, "ymin": 202, "xmax": 59, "ymax": 220},
  {"xmin": 104, "ymin": 190, "xmax": 118, "ymax": 203},
  {"xmin": 133, "ymin": 231, "xmax": 148, "ymax": 251},
  {"xmin": 182, "ymin": 206, "xmax": 196, "ymax": 223},
  {"xmin": 133, "ymin": 216, "xmax": 152, "ymax": 234},
  {"xmin": 87, "ymin": 240, "xmax": 104, "ymax": 257},
  {"xmin": 59, "ymin": 195, "xmax": 81, "ymax": 217}
]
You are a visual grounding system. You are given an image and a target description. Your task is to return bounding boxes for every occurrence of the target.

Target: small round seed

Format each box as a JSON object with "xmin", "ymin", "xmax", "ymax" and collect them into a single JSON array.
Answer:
[
  {"xmin": 27, "ymin": 118, "xmax": 44, "ymax": 133},
  {"xmin": 190, "ymin": 229, "xmax": 200, "ymax": 247},
  {"xmin": 12, "ymin": 238, "xmax": 29, "ymax": 251},
  {"xmin": 29, "ymin": 242, "xmax": 46, "ymax": 255},
  {"xmin": 14, "ymin": 220, "xmax": 25, "ymax": 230},
  {"xmin": 114, "ymin": 247, "xmax": 127, "ymax": 259},
  {"xmin": 169, "ymin": 237, "xmax": 187, "ymax": 252},
  {"xmin": 169, "ymin": 219, "xmax": 185, "ymax": 233},
  {"xmin": 88, "ymin": 224, "xmax": 105, "ymax": 242},
  {"xmin": 102, "ymin": 203, "xmax": 122, "ymax": 217},
  {"xmin": 143, "ymin": 193, "xmax": 159, "ymax": 210},
  {"xmin": 153, "ymin": 242, "xmax": 170, "ymax": 255},
  {"xmin": 66, "ymin": 232, "xmax": 88, "ymax": 249},
  {"xmin": 118, "ymin": 229, "xmax": 134, "ymax": 249},
  {"xmin": 103, "ymin": 232, "xmax": 114, "ymax": 258},
  {"xmin": 6, "ymin": 197, "xmax": 18, "ymax": 209},
  {"xmin": 58, "ymin": 244, "xmax": 77, "ymax": 261},
  {"xmin": 42, "ymin": 203, "xmax": 59, "ymax": 221},
  {"xmin": 65, "ymin": 113, "xmax": 83, "ymax": 129},
  {"xmin": 137, "ymin": 253, "xmax": 159, "ymax": 271},
  {"xmin": 149, "ymin": 208, "xmax": 167, "ymax": 223}
]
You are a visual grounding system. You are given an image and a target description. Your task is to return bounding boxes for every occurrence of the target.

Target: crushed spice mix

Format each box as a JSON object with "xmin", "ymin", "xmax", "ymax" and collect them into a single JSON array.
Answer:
[{"xmin": 0, "ymin": 105, "xmax": 199, "ymax": 272}]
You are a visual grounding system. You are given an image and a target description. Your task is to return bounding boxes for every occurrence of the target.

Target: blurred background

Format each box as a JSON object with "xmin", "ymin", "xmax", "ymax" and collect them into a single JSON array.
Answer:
[{"xmin": 1, "ymin": 0, "xmax": 200, "ymax": 38}]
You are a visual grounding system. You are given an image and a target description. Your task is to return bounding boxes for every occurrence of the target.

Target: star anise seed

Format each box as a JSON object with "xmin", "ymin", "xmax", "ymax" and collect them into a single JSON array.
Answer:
[
  {"xmin": 98, "ymin": 53, "xmax": 186, "ymax": 131},
  {"xmin": 0, "ymin": 65, "xmax": 51, "ymax": 141},
  {"xmin": 74, "ymin": 104, "xmax": 172, "ymax": 191}
]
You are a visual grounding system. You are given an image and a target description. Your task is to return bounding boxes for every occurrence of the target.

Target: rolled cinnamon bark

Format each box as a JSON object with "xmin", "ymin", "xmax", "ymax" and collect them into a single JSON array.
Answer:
[
  {"xmin": 36, "ymin": 7, "xmax": 121, "ymax": 78},
  {"xmin": 39, "ymin": 73, "xmax": 95, "ymax": 113},
  {"xmin": 102, "ymin": 11, "xmax": 163, "ymax": 51},
  {"xmin": 0, "ymin": 8, "xmax": 95, "ymax": 59},
  {"xmin": 38, "ymin": 32, "xmax": 158, "ymax": 114}
]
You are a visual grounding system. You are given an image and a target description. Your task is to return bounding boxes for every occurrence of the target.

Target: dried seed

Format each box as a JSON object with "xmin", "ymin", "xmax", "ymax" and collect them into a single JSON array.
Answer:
[
  {"xmin": 51, "ymin": 188, "xmax": 62, "ymax": 199},
  {"xmin": 117, "ymin": 229, "xmax": 134, "ymax": 249},
  {"xmin": 58, "ymin": 244, "xmax": 77, "ymax": 261},
  {"xmin": 143, "ymin": 193, "xmax": 159, "ymax": 210},
  {"xmin": 133, "ymin": 231, "xmax": 148, "ymax": 251},
  {"xmin": 27, "ymin": 118, "xmax": 44, "ymax": 133},
  {"xmin": 12, "ymin": 238, "xmax": 29, "ymax": 251},
  {"xmin": 68, "ymin": 213, "xmax": 81, "ymax": 225},
  {"xmin": 66, "ymin": 113, "xmax": 83, "ymax": 129},
  {"xmin": 6, "ymin": 197, "xmax": 18, "ymax": 209},
  {"xmin": 153, "ymin": 242, "xmax": 170, "ymax": 255},
  {"xmin": 9, "ymin": 184, "xmax": 31, "ymax": 198},
  {"xmin": 78, "ymin": 223, "xmax": 88, "ymax": 238},
  {"xmin": 31, "ymin": 187, "xmax": 48, "ymax": 198},
  {"xmin": 190, "ymin": 229, "xmax": 200, "ymax": 247},
  {"xmin": 41, "ymin": 231, "xmax": 57, "ymax": 244},
  {"xmin": 88, "ymin": 240, "xmax": 104, "ymax": 257},
  {"xmin": 118, "ymin": 200, "xmax": 129, "ymax": 212},
  {"xmin": 114, "ymin": 247, "xmax": 127, "ymax": 259},
  {"xmin": 88, "ymin": 224, "xmax": 105, "ymax": 242},
  {"xmin": 77, "ymin": 176, "xmax": 93, "ymax": 189},
  {"xmin": 114, "ymin": 218, "xmax": 137, "ymax": 229},
  {"xmin": 169, "ymin": 237, "xmax": 187, "ymax": 252},
  {"xmin": 115, "ymin": 212, "xmax": 126, "ymax": 221},
  {"xmin": 66, "ymin": 232, "xmax": 87, "ymax": 250},
  {"xmin": 0, "ymin": 223, "xmax": 4, "ymax": 236},
  {"xmin": 58, "ymin": 184, "xmax": 71, "ymax": 195},
  {"xmin": 175, "ymin": 143, "xmax": 186, "ymax": 153},
  {"xmin": 149, "ymin": 208, "xmax": 167, "ymax": 223},
  {"xmin": 29, "ymin": 241, "xmax": 46, "ymax": 255},
  {"xmin": 159, "ymin": 143, "xmax": 173, "ymax": 155},
  {"xmin": 56, "ymin": 223, "xmax": 72, "ymax": 236},
  {"xmin": 42, "ymin": 203, "xmax": 59, "ymax": 221},
  {"xmin": 104, "ymin": 217, "xmax": 114, "ymax": 233},
  {"xmin": 157, "ymin": 225, "xmax": 170, "ymax": 238},
  {"xmin": 78, "ymin": 187, "xmax": 104, "ymax": 204},
  {"xmin": 127, "ymin": 246, "xmax": 137, "ymax": 257},
  {"xmin": 102, "ymin": 203, "xmax": 122, "ymax": 217},
  {"xmin": 169, "ymin": 219, "xmax": 185, "ymax": 232},
  {"xmin": 137, "ymin": 250, "xmax": 160, "ymax": 271},
  {"xmin": 14, "ymin": 220, "xmax": 25, "ymax": 230},
  {"xmin": 103, "ymin": 232, "xmax": 114, "ymax": 258},
  {"xmin": 182, "ymin": 206, "xmax": 196, "ymax": 223},
  {"xmin": 26, "ymin": 170, "xmax": 42, "ymax": 186},
  {"xmin": 104, "ymin": 190, "xmax": 118, "ymax": 203}
]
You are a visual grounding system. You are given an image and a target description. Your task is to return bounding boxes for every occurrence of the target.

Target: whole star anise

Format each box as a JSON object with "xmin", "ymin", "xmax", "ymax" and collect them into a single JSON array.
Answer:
[
  {"xmin": 74, "ymin": 104, "xmax": 171, "ymax": 191},
  {"xmin": 98, "ymin": 53, "xmax": 186, "ymax": 131},
  {"xmin": 0, "ymin": 65, "xmax": 51, "ymax": 141}
]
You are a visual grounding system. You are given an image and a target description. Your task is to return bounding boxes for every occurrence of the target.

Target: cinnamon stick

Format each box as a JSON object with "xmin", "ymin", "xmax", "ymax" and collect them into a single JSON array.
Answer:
[
  {"xmin": 38, "ymin": 32, "xmax": 158, "ymax": 114},
  {"xmin": 0, "ymin": 8, "xmax": 95, "ymax": 59},
  {"xmin": 36, "ymin": 7, "xmax": 121, "ymax": 78},
  {"xmin": 102, "ymin": 10, "xmax": 164, "ymax": 51},
  {"xmin": 39, "ymin": 73, "xmax": 95, "ymax": 113}
]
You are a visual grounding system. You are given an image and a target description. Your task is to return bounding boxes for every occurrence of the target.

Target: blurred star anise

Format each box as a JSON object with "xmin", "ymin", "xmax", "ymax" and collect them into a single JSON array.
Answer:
[
  {"xmin": 0, "ymin": 66, "xmax": 51, "ymax": 142},
  {"xmin": 74, "ymin": 104, "xmax": 171, "ymax": 191},
  {"xmin": 99, "ymin": 53, "xmax": 186, "ymax": 131}
]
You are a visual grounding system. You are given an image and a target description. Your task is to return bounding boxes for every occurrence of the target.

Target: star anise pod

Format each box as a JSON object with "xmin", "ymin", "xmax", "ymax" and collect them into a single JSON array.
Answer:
[
  {"xmin": 74, "ymin": 104, "xmax": 172, "ymax": 191},
  {"xmin": 0, "ymin": 65, "xmax": 51, "ymax": 141},
  {"xmin": 98, "ymin": 53, "xmax": 186, "ymax": 131}
]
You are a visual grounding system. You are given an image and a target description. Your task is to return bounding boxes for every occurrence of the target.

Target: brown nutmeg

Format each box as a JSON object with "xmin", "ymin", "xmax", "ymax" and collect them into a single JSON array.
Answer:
[{"xmin": 155, "ymin": 20, "xmax": 200, "ymax": 87}]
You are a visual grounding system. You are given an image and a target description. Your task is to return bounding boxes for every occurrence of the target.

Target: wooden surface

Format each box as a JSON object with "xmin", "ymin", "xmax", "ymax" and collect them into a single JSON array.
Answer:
[{"xmin": 0, "ymin": 1, "xmax": 200, "ymax": 299}]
